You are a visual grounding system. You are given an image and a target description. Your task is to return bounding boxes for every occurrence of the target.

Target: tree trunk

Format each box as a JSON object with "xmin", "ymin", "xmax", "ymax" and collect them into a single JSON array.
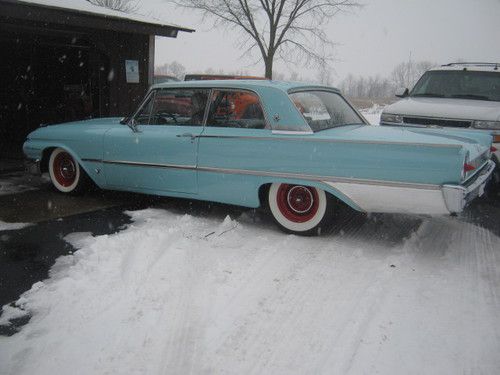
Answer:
[{"xmin": 264, "ymin": 55, "xmax": 273, "ymax": 80}]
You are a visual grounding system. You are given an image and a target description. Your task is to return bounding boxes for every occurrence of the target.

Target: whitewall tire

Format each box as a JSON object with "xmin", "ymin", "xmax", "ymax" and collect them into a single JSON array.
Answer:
[
  {"xmin": 268, "ymin": 183, "xmax": 331, "ymax": 235},
  {"xmin": 48, "ymin": 148, "xmax": 84, "ymax": 193}
]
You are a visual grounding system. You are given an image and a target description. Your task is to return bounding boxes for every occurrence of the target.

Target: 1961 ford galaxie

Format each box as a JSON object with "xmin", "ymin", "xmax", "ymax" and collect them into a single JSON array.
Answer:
[{"xmin": 23, "ymin": 80, "xmax": 495, "ymax": 235}]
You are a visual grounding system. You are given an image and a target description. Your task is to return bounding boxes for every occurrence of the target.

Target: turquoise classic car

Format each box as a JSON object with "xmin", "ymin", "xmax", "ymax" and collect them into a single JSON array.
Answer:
[{"xmin": 24, "ymin": 80, "xmax": 495, "ymax": 235}]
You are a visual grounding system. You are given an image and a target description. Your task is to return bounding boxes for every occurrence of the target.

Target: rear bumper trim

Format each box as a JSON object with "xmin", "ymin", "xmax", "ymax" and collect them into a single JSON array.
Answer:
[{"xmin": 442, "ymin": 160, "xmax": 496, "ymax": 213}]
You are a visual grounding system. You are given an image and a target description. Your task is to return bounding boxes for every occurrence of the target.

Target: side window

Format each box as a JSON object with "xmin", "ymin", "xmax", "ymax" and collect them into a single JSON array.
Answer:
[
  {"xmin": 134, "ymin": 92, "xmax": 155, "ymax": 125},
  {"xmin": 207, "ymin": 90, "xmax": 266, "ymax": 129},
  {"xmin": 149, "ymin": 89, "xmax": 209, "ymax": 126}
]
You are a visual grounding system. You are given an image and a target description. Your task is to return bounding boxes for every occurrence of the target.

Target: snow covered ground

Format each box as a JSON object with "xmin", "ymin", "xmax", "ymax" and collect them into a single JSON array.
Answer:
[
  {"xmin": 359, "ymin": 105, "xmax": 383, "ymax": 125},
  {"xmin": 0, "ymin": 221, "xmax": 32, "ymax": 231},
  {"xmin": 1, "ymin": 206, "xmax": 499, "ymax": 375}
]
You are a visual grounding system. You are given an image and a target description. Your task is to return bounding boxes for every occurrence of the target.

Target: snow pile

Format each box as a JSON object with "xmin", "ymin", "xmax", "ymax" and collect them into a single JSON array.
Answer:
[
  {"xmin": 0, "ymin": 221, "xmax": 32, "ymax": 231},
  {"xmin": 360, "ymin": 104, "xmax": 383, "ymax": 125},
  {"xmin": 1, "ymin": 208, "xmax": 499, "ymax": 374}
]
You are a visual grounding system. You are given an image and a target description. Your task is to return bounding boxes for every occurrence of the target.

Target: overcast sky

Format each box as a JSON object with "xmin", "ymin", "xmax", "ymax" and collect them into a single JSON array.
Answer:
[{"xmin": 144, "ymin": 0, "xmax": 500, "ymax": 82}]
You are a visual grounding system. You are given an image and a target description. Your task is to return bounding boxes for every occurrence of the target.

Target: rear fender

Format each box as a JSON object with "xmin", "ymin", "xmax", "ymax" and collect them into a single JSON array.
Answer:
[{"xmin": 257, "ymin": 178, "xmax": 363, "ymax": 212}]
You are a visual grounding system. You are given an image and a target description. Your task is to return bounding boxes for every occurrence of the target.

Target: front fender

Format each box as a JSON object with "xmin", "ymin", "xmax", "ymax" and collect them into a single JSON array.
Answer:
[{"xmin": 24, "ymin": 139, "xmax": 105, "ymax": 188}]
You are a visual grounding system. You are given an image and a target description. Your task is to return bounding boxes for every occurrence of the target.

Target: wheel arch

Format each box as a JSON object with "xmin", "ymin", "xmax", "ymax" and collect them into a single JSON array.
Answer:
[
  {"xmin": 40, "ymin": 144, "xmax": 102, "ymax": 187},
  {"xmin": 256, "ymin": 178, "xmax": 363, "ymax": 212}
]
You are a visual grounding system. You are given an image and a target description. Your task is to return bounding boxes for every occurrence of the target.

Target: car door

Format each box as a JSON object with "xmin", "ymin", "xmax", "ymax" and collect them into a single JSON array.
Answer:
[
  {"xmin": 197, "ymin": 88, "xmax": 273, "ymax": 204},
  {"xmin": 103, "ymin": 88, "xmax": 210, "ymax": 194}
]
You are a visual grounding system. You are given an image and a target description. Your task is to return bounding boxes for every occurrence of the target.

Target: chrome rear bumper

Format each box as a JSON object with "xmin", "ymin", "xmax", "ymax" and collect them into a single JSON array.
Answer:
[{"xmin": 442, "ymin": 160, "xmax": 495, "ymax": 213}]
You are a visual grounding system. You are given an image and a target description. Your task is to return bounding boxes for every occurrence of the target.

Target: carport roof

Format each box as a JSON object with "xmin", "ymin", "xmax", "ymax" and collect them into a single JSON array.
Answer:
[{"xmin": 0, "ymin": 0, "xmax": 194, "ymax": 37}]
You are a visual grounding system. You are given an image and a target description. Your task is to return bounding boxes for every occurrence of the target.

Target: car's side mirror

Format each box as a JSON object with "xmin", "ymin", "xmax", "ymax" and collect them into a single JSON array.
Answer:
[{"xmin": 395, "ymin": 88, "xmax": 409, "ymax": 98}]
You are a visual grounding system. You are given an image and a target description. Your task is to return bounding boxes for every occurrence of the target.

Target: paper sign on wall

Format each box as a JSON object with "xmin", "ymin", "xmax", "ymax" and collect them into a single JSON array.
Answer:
[{"xmin": 125, "ymin": 60, "xmax": 139, "ymax": 83}]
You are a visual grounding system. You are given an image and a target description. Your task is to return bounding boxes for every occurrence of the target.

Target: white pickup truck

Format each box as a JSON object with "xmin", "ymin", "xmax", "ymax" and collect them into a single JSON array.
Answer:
[{"xmin": 381, "ymin": 62, "xmax": 500, "ymax": 188}]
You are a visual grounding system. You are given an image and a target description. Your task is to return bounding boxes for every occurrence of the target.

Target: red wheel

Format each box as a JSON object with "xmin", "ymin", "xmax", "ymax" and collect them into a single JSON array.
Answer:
[
  {"xmin": 268, "ymin": 183, "xmax": 330, "ymax": 235},
  {"xmin": 48, "ymin": 148, "xmax": 85, "ymax": 193},
  {"xmin": 276, "ymin": 184, "xmax": 320, "ymax": 223}
]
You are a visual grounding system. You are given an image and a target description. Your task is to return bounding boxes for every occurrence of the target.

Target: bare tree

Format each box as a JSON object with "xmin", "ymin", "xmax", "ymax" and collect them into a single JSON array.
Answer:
[
  {"xmin": 391, "ymin": 60, "xmax": 436, "ymax": 90},
  {"xmin": 87, "ymin": 0, "xmax": 139, "ymax": 13},
  {"xmin": 171, "ymin": 0, "xmax": 360, "ymax": 79},
  {"xmin": 155, "ymin": 61, "xmax": 187, "ymax": 79},
  {"xmin": 316, "ymin": 60, "xmax": 332, "ymax": 85}
]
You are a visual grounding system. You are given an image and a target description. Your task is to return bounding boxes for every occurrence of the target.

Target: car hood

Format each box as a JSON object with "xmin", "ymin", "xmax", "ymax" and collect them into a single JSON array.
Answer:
[
  {"xmin": 383, "ymin": 97, "xmax": 500, "ymax": 121},
  {"xmin": 45, "ymin": 117, "xmax": 124, "ymax": 128},
  {"xmin": 29, "ymin": 117, "xmax": 124, "ymax": 139}
]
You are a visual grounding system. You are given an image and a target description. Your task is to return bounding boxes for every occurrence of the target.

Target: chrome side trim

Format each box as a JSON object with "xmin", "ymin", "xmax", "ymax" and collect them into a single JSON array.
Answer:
[
  {"xmin": 197, "ymin": 134, "xmax": 462, "ymax": 148},
  {"xmin": 100, "ymin": 159, "xmax": 197, "ymax": 170},
  {"xmin": 196, "ymin": 166, "xmax": 441, "ymax": 190},
  {"xmin": 271, "ymin": 130, "xmax": 314, "ymax": 135},
  {"xmin": 84, "ymin": 158, "xmax": 441, "ymax": 190},
  {"xmin": 82, "ymin": 158, "xmax": 101, "ymax": 163}
]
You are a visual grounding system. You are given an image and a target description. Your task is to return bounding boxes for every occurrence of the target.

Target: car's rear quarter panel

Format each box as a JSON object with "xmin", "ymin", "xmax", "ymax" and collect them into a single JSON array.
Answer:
[{"xmin": 196, "ymin": 128, "xmax": 466, "ymax": 209}]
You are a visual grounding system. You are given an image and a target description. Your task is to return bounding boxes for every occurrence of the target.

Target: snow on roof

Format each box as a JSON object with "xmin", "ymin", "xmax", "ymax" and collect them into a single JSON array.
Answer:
[{"xmin": 16, "ymin": 0, "xmax": 193, "ymax": 32}]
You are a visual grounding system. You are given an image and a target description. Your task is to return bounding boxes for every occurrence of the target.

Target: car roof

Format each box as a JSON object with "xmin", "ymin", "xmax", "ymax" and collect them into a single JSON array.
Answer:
[
  {"xmin": 430, "ymin": 63, "xmax": 500, "ymax": 73},
  {"xmin": 151, "ymin": 79, "xmax": 341, "ymax": 93}
]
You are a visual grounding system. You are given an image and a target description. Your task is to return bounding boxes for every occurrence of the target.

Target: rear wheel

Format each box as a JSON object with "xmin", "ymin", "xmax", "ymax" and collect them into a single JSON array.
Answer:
[
  {"xmin": 48, "ymin": 148, "xmax": 88, "ymax": 194},
  {"xmin": 267, "ymin": 183, "xmax": 333, "ymax": 235}
]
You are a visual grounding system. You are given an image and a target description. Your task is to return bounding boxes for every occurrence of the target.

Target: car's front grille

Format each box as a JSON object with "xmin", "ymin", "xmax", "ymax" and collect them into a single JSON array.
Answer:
[{"xmin": 403, "ymin": 116, "xmax": 472, "ymax": 128}]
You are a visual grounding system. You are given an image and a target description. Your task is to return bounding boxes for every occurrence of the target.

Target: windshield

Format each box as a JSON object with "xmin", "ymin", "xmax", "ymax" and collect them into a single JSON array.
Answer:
[
  {"xmin": 289, "ymin": 91, "xmax": 364, "ymax": 132},
  {"xmin": 411, "ymin": 70, "xmax": 500, "ymax": 101}
]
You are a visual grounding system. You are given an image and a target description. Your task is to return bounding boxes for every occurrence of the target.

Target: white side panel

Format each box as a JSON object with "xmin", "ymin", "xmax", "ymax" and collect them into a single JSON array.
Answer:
[{"xmin": 324, "ymin": 182, "xmax": 449, "ymax": 215}]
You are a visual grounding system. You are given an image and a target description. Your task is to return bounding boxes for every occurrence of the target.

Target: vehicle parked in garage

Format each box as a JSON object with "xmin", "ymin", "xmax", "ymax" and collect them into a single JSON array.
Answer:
[
  {"xmin": 24, "ymin": 80, "xmax": 495, "ymax": 235},
  {"xmin": 380, "ymin": 62, "xmax": 500, "ymax": 186}
]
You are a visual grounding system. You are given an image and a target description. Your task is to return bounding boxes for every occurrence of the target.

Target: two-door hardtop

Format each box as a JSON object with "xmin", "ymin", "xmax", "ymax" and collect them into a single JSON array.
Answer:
[{"xmin": 24, "ymin": 80, "xmax": 495, "ymax": 234}]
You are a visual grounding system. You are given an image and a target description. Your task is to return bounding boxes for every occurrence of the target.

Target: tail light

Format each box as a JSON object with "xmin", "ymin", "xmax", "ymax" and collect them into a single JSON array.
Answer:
[
  {"xmin": 464, "ymin": 163, "xmax": 476, "ymax": 173},
  {"xmin": 491, "ymin": 146, "xmax": 498, "ymax": 152}
]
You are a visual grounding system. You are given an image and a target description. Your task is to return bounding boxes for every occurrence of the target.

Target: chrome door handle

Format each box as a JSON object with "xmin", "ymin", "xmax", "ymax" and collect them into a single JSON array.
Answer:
[{"xmin": 176, "ymin": 133, "xmax": 197, "ymax": 140}]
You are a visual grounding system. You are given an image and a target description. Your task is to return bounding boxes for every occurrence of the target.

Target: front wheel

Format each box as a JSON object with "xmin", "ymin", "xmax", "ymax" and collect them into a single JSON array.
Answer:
[
  {"xmin": 48, "ymin": 148, "xmax": 88, "ymax": 194},
  {"xmin": 267, "ymin": 183, "xmax": 333, "ymax": 235}
]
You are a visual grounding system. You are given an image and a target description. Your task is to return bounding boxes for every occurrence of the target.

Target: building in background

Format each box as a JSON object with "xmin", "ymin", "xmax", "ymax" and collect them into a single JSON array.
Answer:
[{"xmin": 0, "ymin": 0, "xmax": 193, "ymax": 159}]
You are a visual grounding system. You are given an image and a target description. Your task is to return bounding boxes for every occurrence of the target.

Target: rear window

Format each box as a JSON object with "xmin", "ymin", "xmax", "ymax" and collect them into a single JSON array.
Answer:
[{"xmin": 289, "ymin": 91, "xmax": 364, "ymax": 132}]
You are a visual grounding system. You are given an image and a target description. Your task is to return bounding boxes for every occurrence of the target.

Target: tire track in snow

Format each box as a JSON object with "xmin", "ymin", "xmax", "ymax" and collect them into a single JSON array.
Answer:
[{"xmin": 343, "ymin": 215, "xmax": 500, "ymax": 375}]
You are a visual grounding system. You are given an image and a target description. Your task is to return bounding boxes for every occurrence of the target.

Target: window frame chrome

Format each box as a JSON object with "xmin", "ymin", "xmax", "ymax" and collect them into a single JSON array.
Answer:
[{"xmin": 204, "ymin": 87, "xmax": 272, "ymax": 130}]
